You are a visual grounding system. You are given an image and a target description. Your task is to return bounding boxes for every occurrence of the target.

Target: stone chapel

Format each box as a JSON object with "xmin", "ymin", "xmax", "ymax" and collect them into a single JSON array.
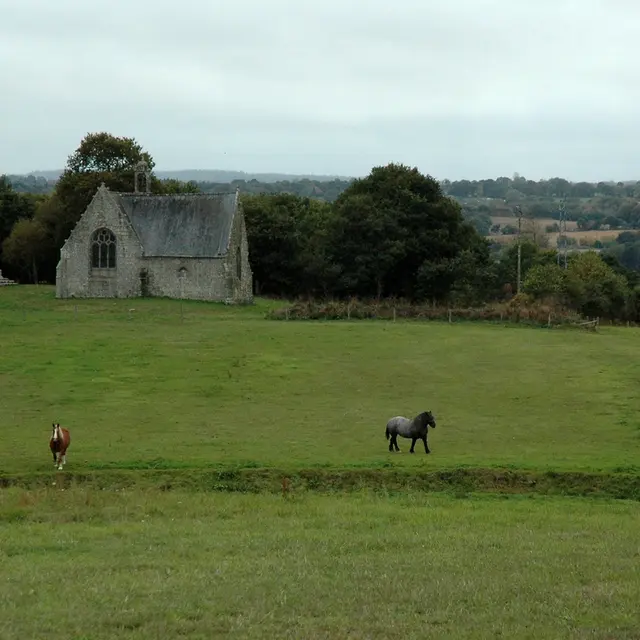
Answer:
[{"xmin": 55, "ymin": 162, "xmax": 253, "ymax": 303}]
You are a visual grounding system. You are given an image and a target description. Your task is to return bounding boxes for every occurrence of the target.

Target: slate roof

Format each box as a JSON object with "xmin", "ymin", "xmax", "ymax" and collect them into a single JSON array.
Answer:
[{"xmin": 114, "ymin": 191, "xmax": 237, "ymax": 258}]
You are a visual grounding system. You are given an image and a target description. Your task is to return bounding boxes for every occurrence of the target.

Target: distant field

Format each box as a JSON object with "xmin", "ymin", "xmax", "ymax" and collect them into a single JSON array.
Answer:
[
  {"xmin": 490, "ymin": 216, "xmax": 579, "ymax": 231},
  {"xmin": 548, "ymin": 230, "xmax": 620, "ymax": 245},
  {"xmin": 487, "ymin": 216, "xmax": 622, "ymax": 246},
  {"xmin": 490, "ymin": 229, "xmax": 619, "ymax": 246},
  {"xmin": 2, "ymin": 489, "xmax": 639, "ymax": 639},
  {"xmin": 1, "ymin": 286, "xmax": 639, "ymax": 479}
]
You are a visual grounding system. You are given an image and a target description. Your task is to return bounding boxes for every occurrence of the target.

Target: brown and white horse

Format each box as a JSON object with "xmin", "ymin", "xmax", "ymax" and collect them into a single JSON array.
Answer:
[{"xmin": 49, "ymin": 423, "xmax": 71, "ymax": 470}]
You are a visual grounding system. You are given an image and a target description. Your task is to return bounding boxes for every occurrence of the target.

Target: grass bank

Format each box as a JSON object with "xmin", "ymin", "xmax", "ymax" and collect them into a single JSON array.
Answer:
[{"xmin": 2, "ymin": 466, "xmax": 640, "ymax": 501}]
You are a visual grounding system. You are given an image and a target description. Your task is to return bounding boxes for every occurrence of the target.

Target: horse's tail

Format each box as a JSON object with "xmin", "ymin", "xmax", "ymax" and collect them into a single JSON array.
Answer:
[{"xmin": 385, "ymin": 425, "xmax": 390, "ymax": 440}]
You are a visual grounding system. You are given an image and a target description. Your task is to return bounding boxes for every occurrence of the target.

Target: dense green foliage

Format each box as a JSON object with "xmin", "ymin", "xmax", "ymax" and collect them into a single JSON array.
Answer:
[
  {"xmin": 239, "ymin": 175, "xmax": 640, "ymax": 320},
  {"xmin": 0, "ymin": 176, "xmax": 45, "ymax": 277},
  {"xmin": 328, "ymin": 165, "xmax": 486, "ymax": 301},
  {"xmin": 607, "ymin": 231, "xmax": 640, "ymax": 272},
  {"xmin": 241, "ymin": 193, "xmax": 337, "ymax": 297}
]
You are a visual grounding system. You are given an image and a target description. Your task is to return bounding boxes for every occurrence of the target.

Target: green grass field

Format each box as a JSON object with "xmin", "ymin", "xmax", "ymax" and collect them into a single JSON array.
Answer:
[
  {"xmin": 2, "ymin": 488, "xmax": 640, "ymax": 639},
  {"xmin": 2, "ymin": 286, "xmax": 640, "ymax": 638},
  {"xmin": 1, "ymin": 286, "xmax": 639, "ymax": 478}
]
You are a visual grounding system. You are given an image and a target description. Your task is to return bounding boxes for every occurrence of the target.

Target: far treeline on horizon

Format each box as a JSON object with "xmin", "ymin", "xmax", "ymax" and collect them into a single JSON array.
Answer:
[
  {"xmin": 7, "ymin": 165, "xmax": 640, "ymax": 235},
  {"xmin": 2, "ymin": 132, "xmax": 640, "ymax": 326}
]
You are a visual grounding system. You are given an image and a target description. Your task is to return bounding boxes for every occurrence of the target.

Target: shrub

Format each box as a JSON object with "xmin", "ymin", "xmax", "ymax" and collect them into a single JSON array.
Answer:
[{"xmin": 267, "ymin": 297, "xmax": 583, "ymax": 327}]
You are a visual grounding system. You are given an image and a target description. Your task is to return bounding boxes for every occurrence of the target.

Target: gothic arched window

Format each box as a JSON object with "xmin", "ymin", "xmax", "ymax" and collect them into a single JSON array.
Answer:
[{"xmin": 91, "ymin": 228, "xmax": 117, "ymax": 269}]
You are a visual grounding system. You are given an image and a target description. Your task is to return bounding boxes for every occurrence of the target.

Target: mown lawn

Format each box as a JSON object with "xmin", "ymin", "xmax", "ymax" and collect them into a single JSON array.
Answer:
[
  {"xmin": 1, "ymin": 285, "xmax": 639, "ymax": 475},
  {"xmin": 1, "ymin": 488, "xmax": 639, "ymax": 639}
]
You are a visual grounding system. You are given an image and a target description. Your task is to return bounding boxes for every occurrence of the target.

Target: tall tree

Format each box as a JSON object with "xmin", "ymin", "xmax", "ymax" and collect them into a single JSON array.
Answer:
[
  {"xmin": 2, "ymin": 218, "xmax": 47, "ymax": 283},
  {"xmin": 65, "ymin": 132, "xmax": 155, "ymax": 174},
  {"xmin": 27, "ymin": 132, "xmax": 159, "ymax": 282},
  {"xmin": 241, "ymin": 193, "xmax": 335, "ymax": 297},
  {"xmin": 564, "ymin": 251, "xmax": 629, "ymax": 319},
  {"xmin": 329, "ymin": 163, "xmax": 487, "ymax": 301},
  {"xmin": 0, "ymin": 175, "xmax": 37, "ymax": 278},
  {"xmin": 53, "ymin": 132, "xmax": 158, "ymax": 238}
]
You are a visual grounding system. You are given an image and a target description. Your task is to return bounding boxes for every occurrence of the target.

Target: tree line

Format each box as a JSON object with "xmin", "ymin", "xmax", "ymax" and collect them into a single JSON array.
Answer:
[
  {"xmin": 443, "ymin": 175, "xmax": 640, "ymax": 200},
  {"xmin": 2, "ymin": 132, "xmax": 639, "ymax": 323},
  {"xmin": 6, "ymin": 171, "xmax": 353, "ymax": 203},
  {"xmin": 11, "ymin": 170, "xmax": 640, "ymax": 203},
  {"xmin": 9, "ymin": 162, "xmax": 640, "ymax": 245}
]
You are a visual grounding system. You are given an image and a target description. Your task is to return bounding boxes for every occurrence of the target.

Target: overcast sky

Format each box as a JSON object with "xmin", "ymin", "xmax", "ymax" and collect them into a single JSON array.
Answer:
[{"xmin": 1, "ymin": 0, "xmax": 639, "ymax": 180}]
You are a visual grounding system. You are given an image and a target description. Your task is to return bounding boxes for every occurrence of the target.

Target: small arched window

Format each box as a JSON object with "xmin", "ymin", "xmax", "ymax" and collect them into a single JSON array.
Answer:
[
  {"xmin": 236, "ymin": 246, "xmax": 242, "ymax": 280},
  {"xmin": 91, "ymin": 228, "xmax": 117, "ymax": 269}
]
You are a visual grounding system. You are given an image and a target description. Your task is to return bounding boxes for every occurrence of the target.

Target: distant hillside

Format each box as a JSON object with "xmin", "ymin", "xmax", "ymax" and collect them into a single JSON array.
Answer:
[
  {"xmin": 7, "ymin": 172, "xmax": 640, "ymax": 229},
  {"xmin": 6, "ymin": 171, "xmax": 355, "ymax": 202},
  {"xmin": 22, "ymin": 169, "xmax": 356, "ymax": 183}
]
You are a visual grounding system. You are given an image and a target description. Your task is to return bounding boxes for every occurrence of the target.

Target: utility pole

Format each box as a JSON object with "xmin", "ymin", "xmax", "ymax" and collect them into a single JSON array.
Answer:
[
  {"xmin": 557, "ymin": 197, "xmax": 568, "ymax": 269},
  {"xmin": 515, "ymin": 205, "xmax": 523, "ymax": 294}
]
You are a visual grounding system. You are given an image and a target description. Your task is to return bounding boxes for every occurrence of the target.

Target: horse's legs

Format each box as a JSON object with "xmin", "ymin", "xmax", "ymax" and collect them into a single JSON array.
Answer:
[
  {"xmin": 388, "ymin": 435, "xmax": 394, "ymax": 452},
  {"xmin": 55, "ymin": 450, "xmax": 64, "ymax": 470},
  {"xmin": 422, "ymin": 436, "xmax": 430, "ymax": 454},
  {"xmin": 410, "ymin": 438, "xmax": 417, "ymax": 453}
]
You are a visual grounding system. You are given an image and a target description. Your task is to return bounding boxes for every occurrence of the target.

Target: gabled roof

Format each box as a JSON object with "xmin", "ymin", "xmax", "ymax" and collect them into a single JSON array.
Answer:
[{"xmin": 113, "ymin": 190, "xmax": 238, "ymax": 258}]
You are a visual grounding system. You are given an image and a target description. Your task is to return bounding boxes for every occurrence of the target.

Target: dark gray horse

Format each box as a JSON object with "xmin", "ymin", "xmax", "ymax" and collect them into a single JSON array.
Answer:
[{"xmin": 385, "ymin": 411, "xmax": 436, "ymax": 453}]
